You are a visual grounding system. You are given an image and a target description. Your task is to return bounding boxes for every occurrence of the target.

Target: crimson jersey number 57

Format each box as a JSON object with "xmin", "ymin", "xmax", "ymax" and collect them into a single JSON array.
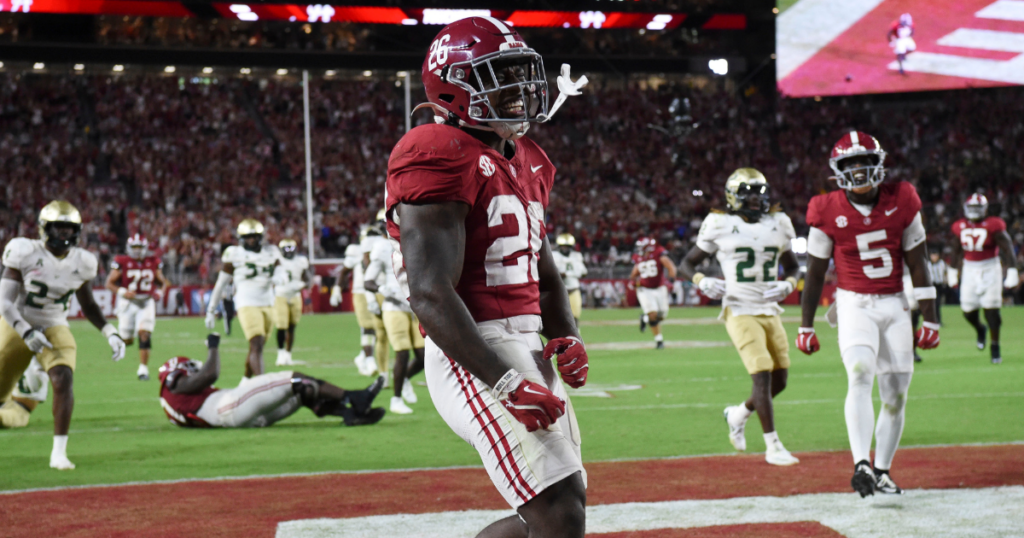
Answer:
[{"xmin": 485, "ymin": 195, "xmax": 544, "ymax": 287}]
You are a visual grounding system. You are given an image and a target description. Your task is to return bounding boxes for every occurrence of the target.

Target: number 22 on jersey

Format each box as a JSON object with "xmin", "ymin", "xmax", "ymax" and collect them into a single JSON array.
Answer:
[{"xmin": 735, "ymin": 247, "xmax": 779, "ymax": 282}]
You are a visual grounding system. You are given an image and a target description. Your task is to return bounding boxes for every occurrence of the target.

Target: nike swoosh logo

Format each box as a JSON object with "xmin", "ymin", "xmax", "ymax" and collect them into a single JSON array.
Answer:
[
  {"xmin": 521, "ymin": 385, "xmax": 546, "ymax": 396},
  {"xmin": 531, "ymin": 164, "xmax": 543, "ymax": 173},
  {"xmin": 885, "ymin": 207, "xmax": 898, "ymax": 216}
]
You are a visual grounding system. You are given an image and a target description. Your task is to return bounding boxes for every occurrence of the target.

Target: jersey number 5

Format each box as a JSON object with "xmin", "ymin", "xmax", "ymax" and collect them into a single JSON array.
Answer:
[
  {"xmin": 856, "ymin": 230, "xmax": 893, "ymax": 279},
  {"xmin": 959, "ymin": 228, "xmax": 988, "ymax": 252},
  {"xmin": 485, "ymin": 195, "xmax": 543, "ymax": 287}
]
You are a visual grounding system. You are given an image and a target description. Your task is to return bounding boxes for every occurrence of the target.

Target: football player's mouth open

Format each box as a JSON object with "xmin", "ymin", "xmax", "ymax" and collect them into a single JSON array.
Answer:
[{"xmin": 499, "ymin": 97, "xmax": 526, "ymax": 118}]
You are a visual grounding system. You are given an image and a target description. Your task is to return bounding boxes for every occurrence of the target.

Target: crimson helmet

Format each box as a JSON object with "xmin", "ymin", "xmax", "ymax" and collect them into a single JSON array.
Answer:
[
  {"xmin": 417, "ymin": 16, "xmax": 549, "ymax": 141},
  {"xmin": 635, "ymin": 236, "xmax": 657, "ymax": 256},
  {"xmin": 964, "ymin": 193, "xmax": 988, "ymax": 221},
  {"xmin": 829, "ymin": 131, "xmax": 887, "ymax": 190},
  {"xmin": 127, "ymin": 233, "xmax": 149, "ymax": 259},
  {"xmin": 158, "ymin": 356, "xmax": 202, "ymax": 385}
]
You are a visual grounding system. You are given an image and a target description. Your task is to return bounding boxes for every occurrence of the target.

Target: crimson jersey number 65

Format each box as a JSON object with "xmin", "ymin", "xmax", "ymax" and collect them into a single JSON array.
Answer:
[{"xmin": 485, "ymin": 195, "xmax": 544, "ymax": 287}]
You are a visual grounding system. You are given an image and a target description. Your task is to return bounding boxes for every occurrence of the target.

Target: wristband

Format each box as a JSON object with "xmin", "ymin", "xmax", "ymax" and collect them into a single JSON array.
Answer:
[
  {"xmin": 798, "ymin": 326, "xmax": 815, "ymax": 334},
  {"xmin": 491, "ymin": 368, "xmax": 524, "ymax": 399},
  {"xmin": 784, "ymin": 276, "xmax": 798, "ymax": 288},
  {"xmin": 922, "ymin": 321, "xmax": 940, "ymax": 330},
  {"xmin": 912, "ymin": 286, "xmax": 937, "ymax": 300},
  {"xmin": 692, "ymin": 272, "xmax": 706, "ymax": 285},
  {"xmin": 101, "ymin": 324, "xmax": 118, "ymax": 338}
]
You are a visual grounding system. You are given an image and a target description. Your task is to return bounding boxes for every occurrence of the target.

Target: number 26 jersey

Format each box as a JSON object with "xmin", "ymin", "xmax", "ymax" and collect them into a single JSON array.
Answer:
[
  {"xmin": 2, "ymin": 238, "xmax": 98, "ymax": 329},
  {"xmin": 806, "ymin": 181, "xmax": 923, "ymax": 295},
  {"xmin": 222, "ymin": 245, "xmax": 280, "ymax": 308}
]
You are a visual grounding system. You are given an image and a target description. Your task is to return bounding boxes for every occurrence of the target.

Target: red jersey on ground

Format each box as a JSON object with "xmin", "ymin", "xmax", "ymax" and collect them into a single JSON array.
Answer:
[
  {"xmin": 158, "ymin": 359, "xmax": 217, "ymax": 428},
  {"xmin": 952, "ymin": 217, "xmax": 1005, "ymax": 262},
  {"xmin": 807, "ymin": 181, "xmax": 922, "ymax": 295},
  {"xmin": 632, "ymin": 246, "xmax": 668, "ymax": 289},
  {"xmin": 111, "ymin": 255, "xmax": 162, "ymax": 298},
  {"xmin": 385, "ymin": 124, "xmax": 555, "ymax": 323}
]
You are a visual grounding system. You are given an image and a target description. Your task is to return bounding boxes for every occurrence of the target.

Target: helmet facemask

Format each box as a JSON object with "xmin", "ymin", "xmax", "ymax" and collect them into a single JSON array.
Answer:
[
  {"xmin": 241, "ymin": 234, "xmax": 263, "ymax": 252},
  {"xmin": 42, "ymin": 222, "xmax": 81, "ymax": 253},
  {"xmin": 964, "ymin": 200, "xmax": 987, "ymax": 221},
  {"xmin": 127, "ymin": 237, "xmax": 148, "ymax": 260},
  {"xmin": 830, "ymin": 153, "xmax": 886, "ymax": 190},
  {"xmin": 729, "ymin": 182, "xmax": 771, "ymax": 221},
  {"xmin": 448, "ymin": 51, "xmax": 548, "ymax": 140}
]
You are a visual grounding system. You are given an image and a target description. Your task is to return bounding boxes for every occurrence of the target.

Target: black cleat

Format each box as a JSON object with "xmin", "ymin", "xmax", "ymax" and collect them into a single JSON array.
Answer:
[
  {"xmin": 656, "ymin": 340, "xmax": 665, "ymax": 350},
  {"xmin": 874, "ymin": 469, "xmax": 904, "ymax": 495},
  {"xmin": 977, "ymin": 325, "xmax": 987, "ymax": 351},
  {"xmin": 138, "ymin": 373, "xmax": 150, "ymax": 381},
  {"xmin": 913, "ymin": 353, "xmax": 923, "ymax": 363},
  {"xmin": 347, "ymin": 375, "xmax": 385, "ymax": 415},
  {"xmin": 991, "ymin": 343, "xmax": 1002, "ymax": 364},
  {"xmin": 639, "ymin": 315, "xmax": 647, "ymax": 333},
  {"xmin": 851, "ymin": 460, "xmax": 876, "ymax": 498},
  {"xmin": 342, "ymin": 406, "xmax": 386, "ymax": 426}
]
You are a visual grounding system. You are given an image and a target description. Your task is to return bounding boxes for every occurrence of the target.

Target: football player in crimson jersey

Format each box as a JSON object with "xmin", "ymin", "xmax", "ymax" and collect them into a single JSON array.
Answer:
[
  {"xmin": 947, "ymin": 193, "xmax": 1019, "ymax": 364},
  {"xmin": 630, "ymin": 237, "xmax": 677, "ymax": 348},
  {"xmin": 159, "ymin": 334, "xmax": 385, "ymax": 429},
  {"xmin": 105, "ymin": 233, "xmax": 170, "ymax": 381},
  {"xmin": 384, "ymin": 17, "xmax": 589, "ymax": 537},
  {"xmin": 799, "ymin": 132, "xmax": 938, "ymax": 498}
]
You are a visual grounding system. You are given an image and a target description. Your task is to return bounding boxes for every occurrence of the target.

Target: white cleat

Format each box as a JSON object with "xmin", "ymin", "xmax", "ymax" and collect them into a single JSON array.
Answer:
[
  {"xmin": 137, "ymin": 364, "xmax": 150, "ymax": 381},
  {"xmin": 275, "ymin": 349, "xmax": 293, "ymax": 366},
  {"xmin": 401, "ymin": 379, "xmax": 417, "ymax": 404},
  {"xmin": 50, "ymin": 454, "xmax": 76, "ymax": 470},
  {"xmin": 356, "ymin": 354, "xmax": 377, "ymax": 376},
  {"xmin": 390, "ymin": 396, "xmax": 413, "ymax": 415},
  {"xmin": 723, "ymin": 405, "xmax": 748, "ymax": 452},
  {"xmin": 765, "ymin": 439, "xmax": 800, "ymax": 466}
]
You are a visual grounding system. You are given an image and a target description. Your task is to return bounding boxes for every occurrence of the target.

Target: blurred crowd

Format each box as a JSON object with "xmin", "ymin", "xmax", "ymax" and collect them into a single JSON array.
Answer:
[{"xmin": 0, "ymin": 71, "xmax": 1021, "ymax": 286}]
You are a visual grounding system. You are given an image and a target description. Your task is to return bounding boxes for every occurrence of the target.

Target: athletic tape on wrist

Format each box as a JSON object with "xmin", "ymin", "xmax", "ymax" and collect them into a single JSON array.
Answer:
[
  {"xmin": 101, "ymin": 324, "xmax": 118, "ymax": 338},
  {"xmin": 692, "ymin": 272, "xmax": 705, "ymax": 285},
  {"xmin": 913, "ymin": 286, "xmax": 937, "ymax": 300},
  {"xmin": 922, "ymin": 321, "xmax": 940, "ymax": 330},
  {"xmin": 491, "ymin": 369, "xmax": 523, "ymax": 399},
  {"xmin": 798, "ymin": 326, "xmax": 815, "ymax": 334},
  {"xmin": 784, "ymin": 276, "xmax": 798, "ymax": 288}
]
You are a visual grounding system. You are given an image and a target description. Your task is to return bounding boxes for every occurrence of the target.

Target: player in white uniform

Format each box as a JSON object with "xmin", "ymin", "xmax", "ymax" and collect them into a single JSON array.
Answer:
[
  {"xmin": 360, "ymin": 214, "xmax": 390, "ymax": 384},
  {"xmin": 331, "ymin": 233, "xmax": 379, "ymax": 376},
  {"xmin": 273, "ymin": 239, "xmax": 311, "ymax": 366},
  {"xmin": 0, "ymin": 201, "xmax": 126, "ymax": 469},
  {"xmin": 205, "ymin": 219, "xmax": 281, "ymax": 379},
  {"xmin": 552, "ymin": 234, "xmax": 588, "ymax": 324},
  {"xmin": 364, "ymin": 237, "xmax": 425, "ymax": 415},
  {"xmin": 679, "ymin": 169, "xmax": 801, "ymax": 466}
]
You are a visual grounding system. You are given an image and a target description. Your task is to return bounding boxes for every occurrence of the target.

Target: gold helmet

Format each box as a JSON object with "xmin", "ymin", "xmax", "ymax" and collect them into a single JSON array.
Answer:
[
  {"xmin": 556, "ymin": 233, "xmax": 576, "ymax": 247},
  {"xmin": 724, "ymin": 168, "xmax": 770, "ymax": 220},
  {"xmin": 376, "ymin": 208, "xmax": 386, "ymax": 222},
  {"xmin": 279, "ymin": 238, "xmax": 298, "ymax": 259},
  {"xmin": 237, "ymin": 219, "xmax": 264, "ymax": 252},
  {"xmin": 39, "ymin": 200, "xmax": 83, "ymax": 252}
]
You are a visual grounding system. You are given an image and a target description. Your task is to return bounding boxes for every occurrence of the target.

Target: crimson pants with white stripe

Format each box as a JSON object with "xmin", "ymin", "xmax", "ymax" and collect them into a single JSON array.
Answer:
[
  {"xmin": 196, "ymin": 371, "xmax": 301, "ymax": 428},
  {"xmin": 425, "ymin": 315, "xmax": 586, "ymax": 509}
]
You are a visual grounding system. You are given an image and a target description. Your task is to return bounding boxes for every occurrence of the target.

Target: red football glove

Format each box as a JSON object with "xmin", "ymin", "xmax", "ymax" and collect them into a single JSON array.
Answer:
[
  {"xmin": 795, "ymin": 327, "xmax": 820, "ymax": 355},
  {"xmin": 543, "ymin": 336, "xmax": 589, "ymax": 388},
  {"xmin": 493, "ymin": 371, "xmax": 565, "ymax": 433},
  {"xmin": 915, "ymin": 321, "xmax": 940, "ymax": 349}
]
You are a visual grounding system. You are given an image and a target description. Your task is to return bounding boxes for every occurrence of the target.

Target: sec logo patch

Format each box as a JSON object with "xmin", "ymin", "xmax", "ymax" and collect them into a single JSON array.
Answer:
[
  {"xmin": 479, "ymin": 155, "xmax": 495, "ymax": 177},
  {"xmin": 836, "ymin": 215, "xmax": 848, "ymax": 228}
]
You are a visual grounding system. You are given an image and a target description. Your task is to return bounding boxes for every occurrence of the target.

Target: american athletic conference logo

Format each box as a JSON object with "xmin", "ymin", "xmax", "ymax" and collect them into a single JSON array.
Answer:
[
  {"xmin": 479, "ymin": 155, "xmax": 495, "ymax": 177},
  {"xmin": 836, "ymin": 215, "xmax": 848, "ymax": 228}
]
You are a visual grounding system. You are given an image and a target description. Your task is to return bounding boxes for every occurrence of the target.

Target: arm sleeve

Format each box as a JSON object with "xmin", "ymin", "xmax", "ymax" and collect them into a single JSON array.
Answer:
[
  {"xmin": 0, "ymin": 277, "xmax": 29, "ymax": 335},
  {"xmin": 695, "ymin": 215, "xmax": 720, "ymax": 254},
  {"xmin": 81, "ymin": 252, "xmax": 98, "ymax": 281},
  {"xmin": 206, "ymin": 271, "xmax": 232, "ymax": 314},
  {"xmin": 902, "ymin": 212, "xmax": 926, "ymax": 252},
  {"xmin": 363, "ymin": 257, "xmax": 383, "ymax": 284},
  {"xmin": 807, "ymin": 227, "xmax": 835, "ymax": 259}
]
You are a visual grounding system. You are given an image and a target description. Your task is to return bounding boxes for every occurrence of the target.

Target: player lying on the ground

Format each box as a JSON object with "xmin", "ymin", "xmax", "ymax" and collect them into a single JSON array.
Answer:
[
  {"xmin": 159, "ymin": 333, "xmax": 385, "ymax": 428},
  {"xmin": 679, "ymin": 168, "xmax": 801, "ymax": 466},
  {"xmin": 947, "ymin": 193, "xmax": 1019, "ymax": 364},
  {"xmin": 631, "ymin": 236, "xmax": 677, "ymax": 349},
  {"xmin": 798, "ymin": 131, "xmax": 939, "ymax": 498},
  {"xmin": 273, "ymin": 239, "xmax": 311, "ymax": 366},
  {"xmin": 0, "ymin": 200, "xmax": 126, "ymax": 469},
  {"xmin": 106, "ymin": 233, "xmax": 171, "ymax": 381},
  {"xmin": 386, "ymin": 16, "xmax": 590, "ymax": 538}
]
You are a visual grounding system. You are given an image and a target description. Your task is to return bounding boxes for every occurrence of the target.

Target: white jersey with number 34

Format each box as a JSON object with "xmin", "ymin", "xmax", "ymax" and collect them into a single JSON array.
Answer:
[
  {"xmin": 222, "ymin": 245, "xmax": 280, "ymax": 308},
  {"xmin": 696, "ymin": 211, "xmax": 795, "ymax": 316},
  {"xmin": 2, "ymin": 238, "xmax": 98, "ymax": 329}
]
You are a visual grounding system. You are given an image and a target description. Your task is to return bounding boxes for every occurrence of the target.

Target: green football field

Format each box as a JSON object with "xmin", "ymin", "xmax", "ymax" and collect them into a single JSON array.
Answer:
[{"xmin": 2, "ymin": 306, "xmax": 1022, "ymax": 492}]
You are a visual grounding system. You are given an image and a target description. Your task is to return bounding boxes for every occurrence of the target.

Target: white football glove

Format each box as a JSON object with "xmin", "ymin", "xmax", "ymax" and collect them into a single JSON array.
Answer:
[
  {"xmin": 108, "ymin": 334, "xmax": 126, "ymax": 362},
  {"xmin": 272, "ymin": 274, "xmax": 289, "ymax": 287},
  {"xmin": 946, "ymin": 267, "xmax": 959, "ymax": 288},
  {"xmin": 22, "ymin": 329, "xmax": 53, "ymax": 354},
  {"xmin": 697, "ymin": 277, "xmax": 727, "ymax": 300},
  {"xmin": 205, "ymin": 310, "xmax": 217, "ymax": 330},
  {"xmin": 762, "ymin": 279, "xmax": 796, "ymax": 302},
  {"xmin": 366, "ymin": 293, "xmax": 382, "ymax": 316},
  {"xmin": 1005, "ymin": 268, "xmax": 1020, "ymax": 289},
  {"xmin": 329, "ymin": 285, "xmax": 342, "ymax": 307}
]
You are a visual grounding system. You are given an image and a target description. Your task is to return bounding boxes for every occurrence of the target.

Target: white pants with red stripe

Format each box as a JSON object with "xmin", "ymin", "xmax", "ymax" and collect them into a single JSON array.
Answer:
[
  {"xmin": 196, "ymin": 371, "xmax": 301, "ymax": 428},
  {"xmin": 425, "ymin": 315, "xmax": 586, "ymax": 509}
]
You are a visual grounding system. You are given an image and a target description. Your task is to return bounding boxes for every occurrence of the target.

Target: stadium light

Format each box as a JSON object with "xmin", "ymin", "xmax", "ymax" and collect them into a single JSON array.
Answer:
[
  {"xmin": 325, "ymin": 70, "xmax": 336, "ymax": 76},
  {"xmin": 202, "ymin": 67, "xmax": 213, "ymax": 74},
  {"xmin": 33, "ymin": 62, "xmax": 44, "ymax": 70},
  {"xmin": 74, "ymin": 63, "xmax": 84, "ymax": 71},
  {"xmin": 708, "ymin": 59, "xmax": 728, "ymax": 75},
  {"xmin": 276, "ymin": 68, "xmax": 288, "ymax": 75},
  {"xmin": 164, "ymin": 66, "xmax": 176, "ymax": 73},
  {"xmin": 362, "ymin": 70, "xmax": 372, "ymax": 77},
  {"xmin": 401, "ymin": 18, "xmax": 418, "ymax": 25},
  {"xmin": 692, "ymin": 189, "xmax": 703, "ymax": 196},
  {"xmin": 791, "ymin": 237, "xmax": 808, "ymax": 255},
  {"xmin": 240, "ymin": 67, "xmax": 251, "ymax": 74},
  {"xmin": 113, "ymin": 64, "xmax": 125, "ymax": 72},
  {"xmin": 396, "ymin": 71, "xmax": 408, "ymax": 77},
  {"xmin": 0, "ymin": 62, "xmax": 4, "ymax": 68}
]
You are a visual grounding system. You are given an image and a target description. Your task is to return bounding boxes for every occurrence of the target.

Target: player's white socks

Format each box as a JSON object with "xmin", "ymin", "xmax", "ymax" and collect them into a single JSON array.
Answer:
[
  {"xmin": 360, "ymin": 334, "xmax": 375, "ymax": 347},
  {"xmin": 642, "ymin": 314, "xmax": 650, "ymax": 324},
  {"xmin": 735, "ymin": 403, "xmax": 753, "ymax": 420},
  {"xmin": 874, "ymin": 372, "xmax": 912, "ymax": 470},
  {"xmin": 137, "ymin": 364, "xmax": 149, "ymax": 378},
  {"xmin": 843, "ymin": 346, "xmax": 877, "ymax": 465},
  {"xmin": 50, "ymin": 435, "xmax": 75, "ymax": 470},
  {"xmin": 654, "ymin": 334, "xmax": 664, "ymax": 343},
  {"xmin": 764, "ymin": 431, "xmax": 779, "ymax": 445}
]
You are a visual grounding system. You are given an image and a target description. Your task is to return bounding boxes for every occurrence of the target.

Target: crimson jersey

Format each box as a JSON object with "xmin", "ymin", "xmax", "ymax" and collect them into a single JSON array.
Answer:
[
  {"xmin": 952, "ymin": 217, "xmax": 1005, "ymax": 262},
  {"xmin": 807, "ymin": 181, "xmax": 922, "ymax": 295},
  {"xmin": 385, "ymin": 123, "xmax": 554, "ymax": 323},
  {"xmin": 158, "ymin": 361, "xmax": 217, "ymax": 428},
  {"xmin": 632, "ymin": 246, "xmax": 668, "ymax": 289},
  {"xmin": 111, "ymin": 255, "xmax": 162, "ymax": 298}
]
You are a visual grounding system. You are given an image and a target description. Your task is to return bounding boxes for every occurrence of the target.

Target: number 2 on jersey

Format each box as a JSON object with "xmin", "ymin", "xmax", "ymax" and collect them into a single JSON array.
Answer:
[{"xmin": 484, "ymin": 195, "xmax": 543, "ymax": 287}]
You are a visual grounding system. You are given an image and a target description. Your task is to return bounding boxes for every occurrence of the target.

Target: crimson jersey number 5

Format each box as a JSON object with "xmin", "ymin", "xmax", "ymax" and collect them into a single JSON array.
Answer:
[
  {"xmin": 855, "ymin": 230, "xmax": 893, "ymax": 279},
  {"xmin": 485, "ymin": 195, "xmax": 544, "ymax": 287}
]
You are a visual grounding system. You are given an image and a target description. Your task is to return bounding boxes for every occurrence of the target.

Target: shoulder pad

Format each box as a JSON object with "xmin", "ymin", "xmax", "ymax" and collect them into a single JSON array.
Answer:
[{"xmin": 1, "ymin": 238, "xmax": 35, "ymax": 270}]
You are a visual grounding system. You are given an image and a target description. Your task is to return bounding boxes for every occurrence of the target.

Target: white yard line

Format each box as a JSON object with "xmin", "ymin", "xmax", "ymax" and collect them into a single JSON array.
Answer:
[{"xmin": 777, "ymin": 0, "xmax": 886, "ymax": 79}]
